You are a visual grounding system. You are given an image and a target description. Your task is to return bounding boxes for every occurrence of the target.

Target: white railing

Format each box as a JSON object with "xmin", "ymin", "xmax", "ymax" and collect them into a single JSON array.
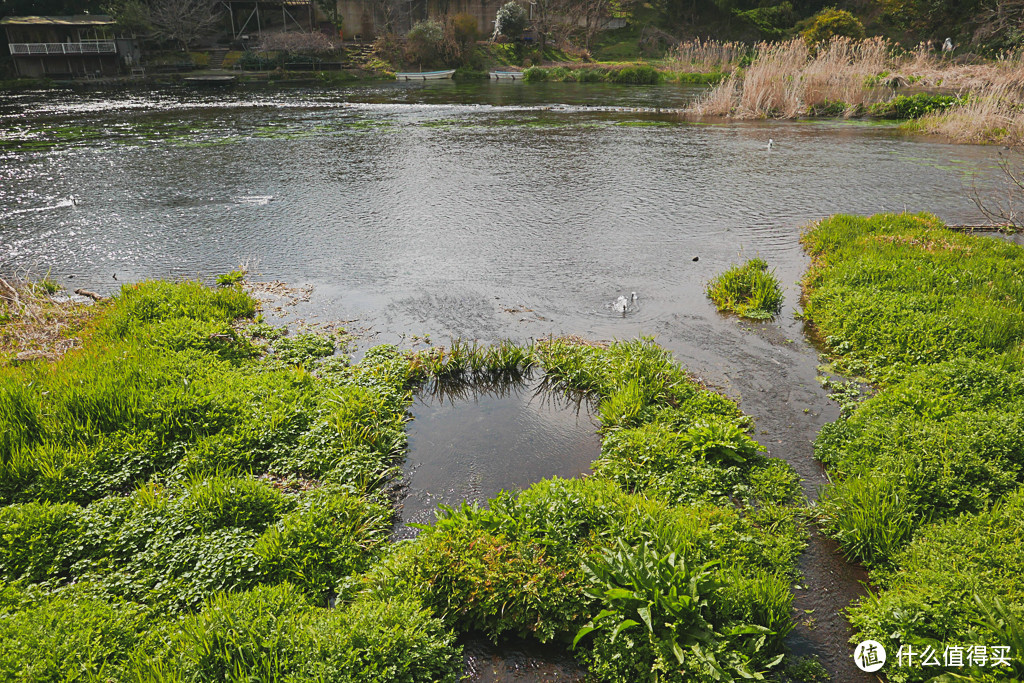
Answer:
[{"xmin": 10, "ymin": 41, "xmax": 116, "ymax": 56}]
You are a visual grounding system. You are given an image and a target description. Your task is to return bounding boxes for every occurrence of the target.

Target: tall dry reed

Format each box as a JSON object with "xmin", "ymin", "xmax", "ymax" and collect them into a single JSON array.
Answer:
[
  {"xmin": 913, "ymin": 81, "xmax": 1024, "ymax": 144},
  {"xmin": 666, "ymin": 38, "xmax": 747, "ymax": 73}
]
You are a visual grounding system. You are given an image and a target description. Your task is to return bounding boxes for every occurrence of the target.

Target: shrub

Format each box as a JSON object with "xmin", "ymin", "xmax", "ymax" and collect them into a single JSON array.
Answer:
[
  {"xmin": 137, "ymin": 584, "xmax": 463, "ymax": 682},
  {"xmin": 450, "ymin": 12, "xmax": 478, "ymax": 50},
  {"xmin": 406, "ymin": 20, "xmax": 444, "ymax": 66},
  {"xmin": 494, "ymin": 1, "xmax": 527, "ymax": 41},
  {"xmin": 869, "ymin": 93, "xmax": 966, "ymax": 119},
  {"xmin": 706, "ymin": 258, "xmax": 785, "ymax": 320},
  {"xmin": 371, "ymin": 512, "xmax": 590, "ymax": 643},
  {"xmin": 256, "ymin": 490, "xmax": 391, "ymax": 602},
  {"xmin": 801, "ymin": 8, "xmax": 865, "ymax": 47},
  {"xmin": 610, "ymin": 64, "xmax": 662, "ymax": 84}
]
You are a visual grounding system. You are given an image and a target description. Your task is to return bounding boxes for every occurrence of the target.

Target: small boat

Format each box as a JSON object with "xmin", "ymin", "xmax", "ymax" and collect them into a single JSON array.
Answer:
[
  {"xmin": 489, "ymin": 71, "xmax": 523, "ymax": 80},
  {"xmin": 395, "ymin": 69, "xmax": 455, "ymax": 81}
]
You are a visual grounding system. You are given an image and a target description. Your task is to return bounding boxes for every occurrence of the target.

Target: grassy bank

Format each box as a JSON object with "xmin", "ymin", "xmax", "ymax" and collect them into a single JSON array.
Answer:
[
  {"xmin": 801, "ymin": 213, "xmax": 1024, "ymax": 681},
  {"xmin": 0, "ymin": 280, "xmax": 813, "ymax": 681}
]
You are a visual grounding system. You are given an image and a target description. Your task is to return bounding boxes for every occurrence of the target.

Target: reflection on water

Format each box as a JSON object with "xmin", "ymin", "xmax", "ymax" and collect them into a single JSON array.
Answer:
[{"xmin": 400, "ymin": 371, "xmax": 599, "ymax": 538}]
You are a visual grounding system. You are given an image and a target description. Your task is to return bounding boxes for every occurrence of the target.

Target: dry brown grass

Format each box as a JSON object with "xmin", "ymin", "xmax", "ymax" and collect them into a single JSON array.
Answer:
[
  {"xmin": 688, "ymin": 36, "xmax": 1024, "ymax": 123},
  {"xmin": 0, "ymin": 276, "xmax": 101, "ymax": 365},
  {"xmin": 911, "ymin": 81, "xmax": 1024, "ymax": 144},
  {"xmin": 666, "ymin": 39, "xmax": 747, "ymax": 73},
  {"xmin": 690, "ymin": 37, "xmax": 893, "ymax": 118}
]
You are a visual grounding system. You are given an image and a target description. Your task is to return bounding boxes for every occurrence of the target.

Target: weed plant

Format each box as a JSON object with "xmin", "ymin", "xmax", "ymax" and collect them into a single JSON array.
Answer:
[{"xmin": 706, "ymin": 258, "xmax": 785, "ymax": 320}]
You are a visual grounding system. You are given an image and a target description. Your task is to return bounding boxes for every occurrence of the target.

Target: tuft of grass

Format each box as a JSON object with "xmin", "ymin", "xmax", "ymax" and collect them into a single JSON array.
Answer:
[
  {"xmin": 216, "ymin": 269, "xmax": 246, "ymax": 287},
  {"xmin": 706, "ymin": 258, "xmax": 785, "ymax": 320}
]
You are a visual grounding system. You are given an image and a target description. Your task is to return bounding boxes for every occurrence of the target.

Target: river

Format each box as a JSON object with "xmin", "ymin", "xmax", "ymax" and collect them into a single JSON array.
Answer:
[{"xmin": 0, "ymin": 80, "xmax": 1013, "ymax": 680}]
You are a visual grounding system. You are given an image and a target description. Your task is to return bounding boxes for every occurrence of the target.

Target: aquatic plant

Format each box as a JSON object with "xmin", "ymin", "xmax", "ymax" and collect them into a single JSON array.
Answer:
[
  {"xmin": 215, "ymin": 269, "xmax": 246, "ymax": 286},
  {"xmin": 706, "ymin": 258, "xmax": 785, "ymax": 320}
]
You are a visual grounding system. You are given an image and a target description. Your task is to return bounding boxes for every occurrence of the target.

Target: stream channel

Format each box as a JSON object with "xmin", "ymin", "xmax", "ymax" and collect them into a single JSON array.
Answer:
[{"xmin": 2, "ymin": 80, "xmax": 1020, "ymax": 680}]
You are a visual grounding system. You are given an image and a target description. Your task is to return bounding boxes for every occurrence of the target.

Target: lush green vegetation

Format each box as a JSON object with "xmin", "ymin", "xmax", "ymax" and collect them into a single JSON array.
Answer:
[
  {"xmin": 801, "ymin": 213, "xmax": 1024, "ymax": 681},
  {"xmin": 707, "ymin": 258, "xmax": 785, "ymax": 320},
  {"xmin": 376, "ymin": 337, "xmax": 806, "ymax": 681},
  {"xmin": 522, "ymin": 64, "xmax": 664, "ymax": 84},
  {"xmin": 0, "ymin": 281, "xmax": 808, "ymax": 681},
  {"xmin": 0, "ymin": 279, "xmax": 457, "ymax": 680}
]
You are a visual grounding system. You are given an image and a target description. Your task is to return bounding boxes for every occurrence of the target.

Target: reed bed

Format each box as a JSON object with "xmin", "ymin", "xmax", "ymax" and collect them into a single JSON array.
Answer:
[
  {"xmin": 910, "ymin": 81, "xmax": 1024, "ymax": 144},
  {"xmin": 665, "ymin": 38, "xmax": 747, "ymax": 74},
  {"xmin": 688, "ymin": 36, "xmax": 1024, "ymax": 125}
]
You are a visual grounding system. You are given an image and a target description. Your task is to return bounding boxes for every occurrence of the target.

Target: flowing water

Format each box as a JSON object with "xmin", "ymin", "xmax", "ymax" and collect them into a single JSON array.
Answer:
[{"xmin": 1, "ymin": 80, "xmax": 1016, "ymax": 680}]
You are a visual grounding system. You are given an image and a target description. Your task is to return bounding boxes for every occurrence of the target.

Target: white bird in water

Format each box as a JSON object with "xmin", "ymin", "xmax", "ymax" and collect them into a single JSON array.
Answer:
[
  {"xmin": 767, "ymin": 138, "xmax": 775, "ymax": 150},
  {"xmin": 613, "ymin": 292, "xmax": 639, "ymax": 316}
]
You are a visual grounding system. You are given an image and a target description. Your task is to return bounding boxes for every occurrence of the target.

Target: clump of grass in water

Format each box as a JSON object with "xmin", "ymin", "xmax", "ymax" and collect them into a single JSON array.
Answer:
[{"xmin": 706, "ymin": 258, "xmax": 784, "ymax": 320}]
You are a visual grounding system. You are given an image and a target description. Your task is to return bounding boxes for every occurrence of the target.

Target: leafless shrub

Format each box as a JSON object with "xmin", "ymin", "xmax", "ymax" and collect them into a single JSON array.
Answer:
[{"xmin": 258, "ymin": 30, "xmax": 339, "ymax": 54}]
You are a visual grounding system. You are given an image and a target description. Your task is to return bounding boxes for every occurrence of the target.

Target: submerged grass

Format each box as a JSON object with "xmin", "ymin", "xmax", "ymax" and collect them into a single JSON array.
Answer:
[
  {"xmin": 801, "ymin": 213, "xmax": 1024, "ymax": 680},
  {"xmin": 706, "ymin": 258, "xmax": 785, "ymax": 320}
]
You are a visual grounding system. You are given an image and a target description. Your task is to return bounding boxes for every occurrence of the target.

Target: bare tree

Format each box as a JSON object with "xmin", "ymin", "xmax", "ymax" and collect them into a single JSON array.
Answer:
[
  {"xmin": 973, "ymin": 0, "xmax": 1024, "ymax": 44},
  {"xmin": 531, "ymin": 0, "xmax": 568, "ymax": 60},
  {"xmin": 969, "ymin": 148, "xmax": 1024, "ymax": 230},
  {"xmin": 564, "ymin": 0, "xmax": 612, "ymax": 51},
  {"xmin": 147, "ymin": 0, "xmax": 223, "ymax": 50}
]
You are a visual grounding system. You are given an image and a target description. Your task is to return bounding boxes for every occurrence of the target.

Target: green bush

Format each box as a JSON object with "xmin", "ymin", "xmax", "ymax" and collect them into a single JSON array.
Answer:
[
  {"xmin": 801, "ymin": 9, "xmax": 865, "ymax": 46},
  {"xmin": 406, "ymin": 20, "xmax": 445, "ymax": 66},
  {"xmin": 706, "ymin": 258, "xmax": 785, "ymax": 320},
  {"xmin": 610, "ymin": 64, "xmax": 662, "ymax": 84},
  {"xmin": 869, "ymin": 93, "xmax": 966, "ymax": 120}
]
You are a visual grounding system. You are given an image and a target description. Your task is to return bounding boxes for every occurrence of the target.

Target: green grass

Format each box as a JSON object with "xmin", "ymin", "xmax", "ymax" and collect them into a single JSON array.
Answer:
[
  {"xmin": 802, "ymin": 213, "xmax": 1024, "ymax": 382},
  {"xmin": 706, "ymin": 258, "xmax": 785, "ymax": 320},
  {"xmin": 801, "ymin": 213, "xmax": 1024, "ymax": 681},
  {"xmin": 0, "ymin": 281, "xmax": 808, "ymax": 680},
  {"xmin": 374, "ymin": 337, "xmax": 806, "ymax": 680},
  {"xmin": 521, "ymin": 64, "xmax": 664, "ymax": 84}
]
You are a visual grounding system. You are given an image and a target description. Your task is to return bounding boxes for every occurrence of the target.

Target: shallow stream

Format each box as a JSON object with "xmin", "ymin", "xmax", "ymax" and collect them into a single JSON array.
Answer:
[{"xmin": 1, "ymin": 80, "xmax": 1016, "ymax": 680}]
